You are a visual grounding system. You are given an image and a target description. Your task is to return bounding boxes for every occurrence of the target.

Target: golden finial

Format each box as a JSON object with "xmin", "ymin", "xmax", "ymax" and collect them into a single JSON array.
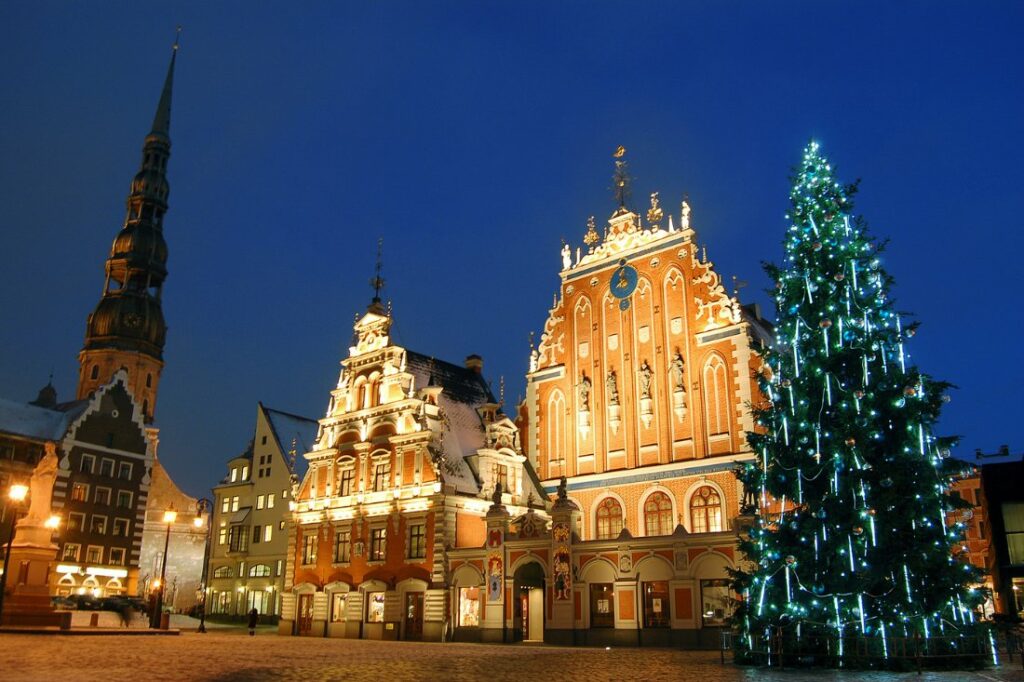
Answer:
[
  {"xmin": 583, "ymin": 215, "xmax": 600, "ymax": 248},
  {"xmin": 646, "ymin": 191, "xmax": 663, "ymax": 226},
  {"xmin": 613, "ymin": 145, "xmax": 626, "ymax": 158}
]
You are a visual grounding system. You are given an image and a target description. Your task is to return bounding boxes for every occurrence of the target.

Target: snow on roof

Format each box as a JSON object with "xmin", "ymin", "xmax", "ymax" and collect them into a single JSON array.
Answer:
[
  {"xmin": 0, "ymin": 397, "xmax": 85, "ymax": 441},
  {"xmin": 404, "ymin": 350, "xmax": 495, "ymax": 495}
]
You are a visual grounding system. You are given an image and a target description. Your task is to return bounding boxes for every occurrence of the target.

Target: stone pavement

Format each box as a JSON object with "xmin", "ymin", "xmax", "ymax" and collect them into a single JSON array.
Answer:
[{"xmin": 0, "ymin": 632, "xmax": 1021, "ymax": 682}]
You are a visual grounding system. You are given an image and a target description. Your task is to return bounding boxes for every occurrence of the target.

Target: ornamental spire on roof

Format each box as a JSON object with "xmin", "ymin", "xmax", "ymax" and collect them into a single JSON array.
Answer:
[
  {"xmin": 150, "ymin": 27, "xmax": 180, "ymax": 141},
  {"xmin": 611, "ymin": 145, "xmax": 632, "ymax": 212},
  {"xmin": 76, "ymin": 31, "xmax": 183, "ymax": 422},
  {"xmin": 368, "ymin": 237, "xmax": 386, "ymax": 313}
]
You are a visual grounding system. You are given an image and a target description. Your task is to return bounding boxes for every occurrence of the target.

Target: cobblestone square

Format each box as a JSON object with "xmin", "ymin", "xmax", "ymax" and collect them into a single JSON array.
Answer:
[{"xmin": 1, "ymin": 632, "xmax": 1022, "ymax": 682}]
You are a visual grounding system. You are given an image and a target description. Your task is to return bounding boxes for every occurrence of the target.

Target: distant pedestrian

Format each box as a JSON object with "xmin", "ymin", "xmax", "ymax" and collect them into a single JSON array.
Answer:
[
  {"xmin": 120, "ymin": 603, "xmax": 134, "ymax": 628},
  {"xmin": 248, "ymin": 607, "xmax": 259, "ymax": 636}
]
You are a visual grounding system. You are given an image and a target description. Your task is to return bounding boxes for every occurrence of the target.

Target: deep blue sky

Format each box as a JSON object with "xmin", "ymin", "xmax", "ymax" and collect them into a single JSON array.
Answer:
[{"xmin": 1, "ymin": 3, "xmax": 1021, "ymax": 497}]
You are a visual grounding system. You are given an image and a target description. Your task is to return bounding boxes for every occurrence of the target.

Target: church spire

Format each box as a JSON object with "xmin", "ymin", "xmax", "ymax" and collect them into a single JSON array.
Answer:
[
  {"xmin": 76, "ymin": 35, "xmax": 182, "ymax": 423},
  {"xmin": 149, "ymin": 27, "xmax": 180, "ymax": 140}
]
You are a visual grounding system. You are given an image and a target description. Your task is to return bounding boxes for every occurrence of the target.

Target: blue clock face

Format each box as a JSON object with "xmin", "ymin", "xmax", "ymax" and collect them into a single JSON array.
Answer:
[{"xmin": 610, "ymin": 261, "xmax": 639, "ymax": 304}]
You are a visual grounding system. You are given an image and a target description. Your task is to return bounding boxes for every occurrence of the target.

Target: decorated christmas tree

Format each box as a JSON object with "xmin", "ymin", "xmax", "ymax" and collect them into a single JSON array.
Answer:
[{"xmin": 733, "ymin": 142, "xmax": 987, "ymax": 666}]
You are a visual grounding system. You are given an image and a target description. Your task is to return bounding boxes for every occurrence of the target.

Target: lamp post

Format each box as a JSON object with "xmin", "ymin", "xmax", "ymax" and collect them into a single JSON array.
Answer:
[
  {"xmin": 194, "ymin": 497, "xmax": 211, "ymax": 633},
  {"xmin": 0, "ymin": 483, "xmax": 29, "ymax": 622},
  {"xmin": 151, "ymin": 505, "xmax": 177, "ymax": 629}
]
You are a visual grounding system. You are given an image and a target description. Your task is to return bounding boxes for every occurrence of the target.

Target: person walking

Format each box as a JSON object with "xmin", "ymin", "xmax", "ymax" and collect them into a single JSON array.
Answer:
[{"xmin": 248, "ymin": 607, "xmax": 259, "ymax": 636}]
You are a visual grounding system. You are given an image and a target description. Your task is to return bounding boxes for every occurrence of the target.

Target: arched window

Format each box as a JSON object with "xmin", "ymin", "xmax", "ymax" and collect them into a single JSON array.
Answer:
[
  {"xmin": 595, "ymin": 497, "xmax": 623, "ymax": 540},
  {"xmin": 547, "ymin": 390, "xmax": 565, "ymax": 474},
  {"xmin": 249, "ymin": 564, "xmax": 272, "ymax": 577},
  {"xmin": 690, "ymin": 486, "xmax": 722, "ymax": 533},
  {"xmin": 643, "ymin": 491, "xmax": 674, "ymax": 537},
  {"xmin": 213, "ymin": 566, "xmax": 233, "ymax": 578},
  {"xmin": 146, "ymin": 373, "xmax": 152, "ymax": 388},
  {"xmin": 90, "ymin": 365, "xmax": 99, "ymax": 380},
  {"xmin": 702, "ymin": 355, "xmax": 730, "ymax": 437}
]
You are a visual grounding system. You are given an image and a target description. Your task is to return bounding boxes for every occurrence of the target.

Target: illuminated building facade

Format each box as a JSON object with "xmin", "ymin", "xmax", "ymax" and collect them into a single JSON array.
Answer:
[
  {"xmin": 206, "ymin": 403, "xmax": 317, "ymax": 617},
  {"xmin": 279, "ymin": 298, "xmax": 547, "ymax": 639},
  {"xmin": 282, "ymin": 155, "xmax": 770, "ymax": 646}
]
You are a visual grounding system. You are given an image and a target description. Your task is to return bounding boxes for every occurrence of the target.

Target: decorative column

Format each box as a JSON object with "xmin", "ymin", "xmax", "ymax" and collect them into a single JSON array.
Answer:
[
  {"xmin": 480, "ymin": 484, "xmax": 510, "ymax": 643},
  {"xmin": 548, "ymin": 477, "xmax": 581, "ymax": 645}
]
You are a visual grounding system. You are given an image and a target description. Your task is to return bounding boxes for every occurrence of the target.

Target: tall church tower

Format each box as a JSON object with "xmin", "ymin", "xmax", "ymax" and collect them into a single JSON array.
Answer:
[{"xmin": 76, "ymin": 39, "xmax": 178, "ymax": 422}]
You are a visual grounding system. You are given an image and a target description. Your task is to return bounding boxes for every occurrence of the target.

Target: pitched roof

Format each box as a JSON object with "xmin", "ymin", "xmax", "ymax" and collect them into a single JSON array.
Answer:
[
  {"xmin": 402, "ymin": 351, "xmax": 498, "ymax": 495},
  {"xmin": 0, "ymin": 397, "xmax": 87, "ymax": 441}
]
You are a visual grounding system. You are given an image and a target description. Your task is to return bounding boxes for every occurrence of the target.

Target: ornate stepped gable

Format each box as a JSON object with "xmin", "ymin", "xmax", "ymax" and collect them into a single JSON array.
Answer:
[{"xmin": 521, "ymin": 151, "xmax": 771, "ymax": 543}]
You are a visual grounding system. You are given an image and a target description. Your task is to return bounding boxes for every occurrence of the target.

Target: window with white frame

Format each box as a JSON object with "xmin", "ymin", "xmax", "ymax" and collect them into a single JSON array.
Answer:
[
  {"xmin": 690, "ymin": 486, "xmax": 722, "ymax": 533},
  {"xmin": 71, "ymin": 482, "xmax": 89, "ymax": 502},
  {"xmin": 370, "ymin": 527, "xmax": 386, "ymax": 561},
  {"xmin": 61, "ymin": 543, "xmax": 81, "ymax": 562}
]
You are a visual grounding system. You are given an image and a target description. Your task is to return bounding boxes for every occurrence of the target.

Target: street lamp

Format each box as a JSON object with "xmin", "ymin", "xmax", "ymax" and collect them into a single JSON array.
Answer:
[
  {"xmin": 0, "ymin": 483, "xmax": 29, "ymax": 623},
  {"xmin": 151, "ymin": 505, "xmax": 177, "ymax": 629},
  {"xmin": 194, "ymin": 497, "xmax": 211, "ymax": 633}
]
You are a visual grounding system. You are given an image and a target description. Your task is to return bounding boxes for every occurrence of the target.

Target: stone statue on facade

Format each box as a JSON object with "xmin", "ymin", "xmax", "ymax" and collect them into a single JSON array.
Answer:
[
  {"xmin": 670, "ymin": 351, "xmax": 686, "ymax": 392},
  {"xmin": 561, "ymin": 241, "xmax": 572, "ymax": 270},
  {"xmin": 638, "ymin": 361, "xmax": 653, "ymax": 399},
  {"xmin": 606, "ymin": 369, "xmax": 619, "ymax": 405},
  {"xmin": 577, "ymin": 374, "xmax": 591, "ymax": 411}
]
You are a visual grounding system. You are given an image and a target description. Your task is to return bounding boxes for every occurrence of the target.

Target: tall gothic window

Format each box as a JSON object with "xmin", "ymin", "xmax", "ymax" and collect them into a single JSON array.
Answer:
[
  {"xmin": 702, "ymin": 355, "xmax": 730, "ymax": 437},
  {"xmin": 643, "ymin": 491, "xmax": 674, "ymax": 537},
  {"xmin": 690, "ymin": 486, "xmax": 722, "ymax": 533},
  {"xmin": 595, "ymin": 497, "xmax": 623, "ymax": 540}
]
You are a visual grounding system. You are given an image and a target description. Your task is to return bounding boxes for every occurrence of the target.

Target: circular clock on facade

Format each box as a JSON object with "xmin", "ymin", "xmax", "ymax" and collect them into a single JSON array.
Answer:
[{"xmin": 609, "ymin": 259, "xmax": 638, "ymax": 310}]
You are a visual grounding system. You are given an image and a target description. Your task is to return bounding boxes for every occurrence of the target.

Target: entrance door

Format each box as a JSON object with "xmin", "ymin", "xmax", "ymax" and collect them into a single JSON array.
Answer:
[
  {"xmin": 297, "ymin": 594, "xmax": 314, "ymax": 635},
  {"xmin": 512, "ymin": 561, "xmax": 546, "ymax": 643},
  {"xmin": 527, "ymin": 588, "xmax": 544, "ymax": 641},
  {"xmin": 404, "ymin": 592, "xmax": 424, "ymax": 640}
]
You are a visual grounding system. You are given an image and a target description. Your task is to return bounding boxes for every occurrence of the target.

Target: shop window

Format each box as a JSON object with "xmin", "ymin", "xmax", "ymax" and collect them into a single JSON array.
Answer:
[
  {"xmin": 690, "ymin": 486, "xmax": 722, "ymax": 533},
  {"xmin": 643, "ymin": 491, "xmax": 673, "ymax": 537},
  {"xmin": 366, "ymin": 592, "xmax": 385, "ymax": 623},
  {"xmin": 458, "ymin": 587, "xmax": 480, "ymax": 627},
  {"xmin": 589, "ymin": 583, "xmax": 614, "ymax": 628},
  {"xmin": 331, "ymin": 593, "xmax": 347, "ymax": 622},
  {"xmin": 700, "ymin": 579, "xmax": 732, "ymax": 627},
  {"xmin": 642, "ymin": 581, "xmax": 670, "ymax": 628},
  {"xmin": 596, "ymin": 497, "xmax": 623, "ymax": 540}
]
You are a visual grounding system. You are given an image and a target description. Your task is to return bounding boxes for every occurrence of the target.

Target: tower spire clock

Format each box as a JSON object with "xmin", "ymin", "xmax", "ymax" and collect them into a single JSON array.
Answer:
[{"xmin": 75, "ymin": 34, "xmax": 181, "ymax": 422}]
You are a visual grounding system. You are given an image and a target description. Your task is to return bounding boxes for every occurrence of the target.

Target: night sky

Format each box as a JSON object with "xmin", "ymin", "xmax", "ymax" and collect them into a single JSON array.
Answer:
[{"xmin": 1, "ymin": 3, "xmax": 1021, "ymax": 498}]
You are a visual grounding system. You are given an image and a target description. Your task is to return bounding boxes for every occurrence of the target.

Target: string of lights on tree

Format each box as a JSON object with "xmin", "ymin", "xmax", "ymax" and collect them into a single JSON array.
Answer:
[{"xmin": 732, "ymin": 142, "xmax": 988, "ymax": 663}]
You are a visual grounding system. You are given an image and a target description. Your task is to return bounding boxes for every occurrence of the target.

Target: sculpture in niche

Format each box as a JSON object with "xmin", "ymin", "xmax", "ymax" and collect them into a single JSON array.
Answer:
[
  {"xmin": 638, "ymin": 361, "xmax": 653, "ymax": 399},
  {"xmin": 576, "ymin": 374, "xmax": 591, "ymax": 411},
  {"xmin": 670, "ymin": 350, "xmax": 688, "ymax": 422},
  {"xmin": 606, "ymin": 369, "xmax": 619, "ymax": 405}
]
